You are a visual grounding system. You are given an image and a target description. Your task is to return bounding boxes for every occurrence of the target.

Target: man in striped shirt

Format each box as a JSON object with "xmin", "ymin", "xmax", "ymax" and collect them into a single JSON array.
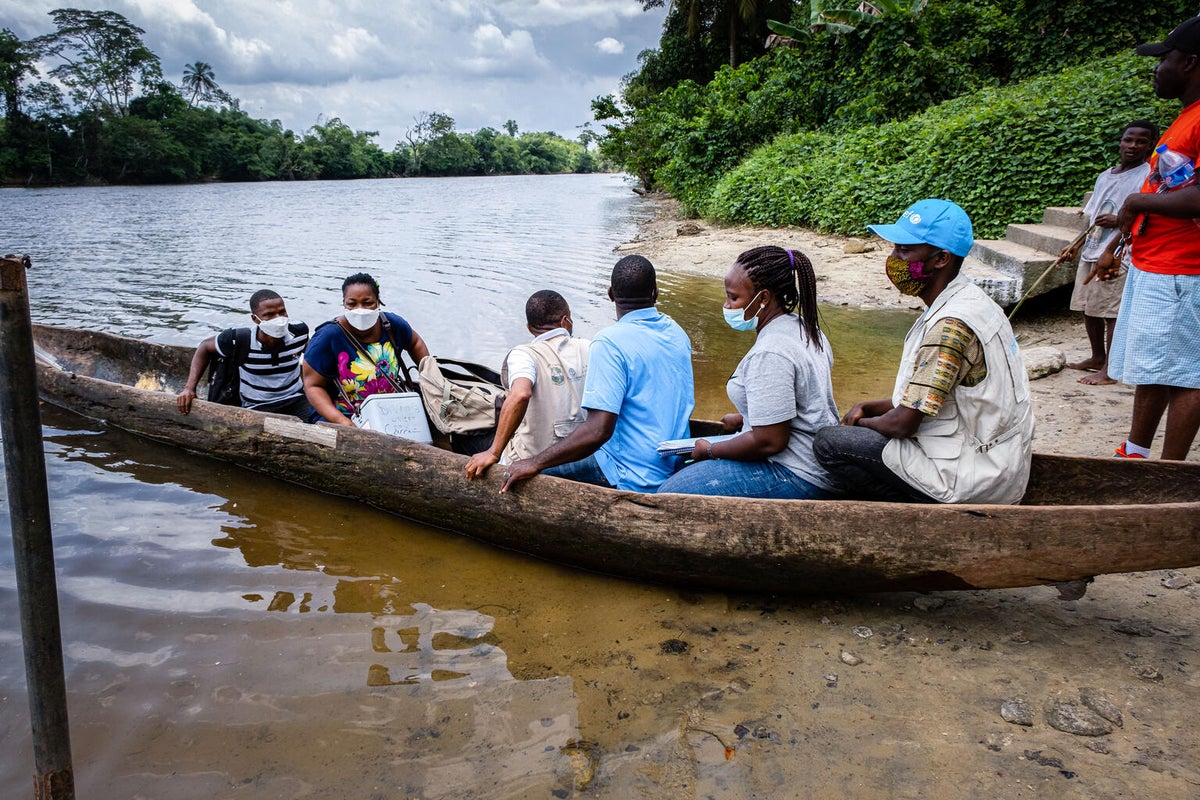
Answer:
[{"xmin": 176, "ymin": 289, "xmax": 314, "ymax": 420}]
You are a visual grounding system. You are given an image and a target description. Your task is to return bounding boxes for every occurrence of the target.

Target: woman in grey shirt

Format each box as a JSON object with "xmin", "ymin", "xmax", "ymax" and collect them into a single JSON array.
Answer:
[{"xmin": 657, "ymin": 245, "xmax": 841, "ymax": 499}]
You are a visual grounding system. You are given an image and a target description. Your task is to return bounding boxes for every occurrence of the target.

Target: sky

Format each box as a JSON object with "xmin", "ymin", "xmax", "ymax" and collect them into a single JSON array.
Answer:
[{"xmin": 2, "ymin": 0, "xmax": 668, "ymax": 147}]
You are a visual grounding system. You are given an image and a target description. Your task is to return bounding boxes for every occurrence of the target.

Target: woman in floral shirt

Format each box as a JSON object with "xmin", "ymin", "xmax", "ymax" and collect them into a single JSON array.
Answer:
[{"xmin": 302, "ymin": 272, "xmax": 430, "ymax": 425}]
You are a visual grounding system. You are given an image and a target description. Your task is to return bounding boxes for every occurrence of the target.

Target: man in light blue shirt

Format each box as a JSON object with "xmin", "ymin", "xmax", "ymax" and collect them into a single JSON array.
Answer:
[{"xmin": 500, "ymin": 255, "xmax": 695, "ymax": 493}]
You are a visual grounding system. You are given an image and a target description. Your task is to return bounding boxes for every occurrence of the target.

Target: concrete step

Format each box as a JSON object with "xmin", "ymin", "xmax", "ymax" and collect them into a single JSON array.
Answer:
[
  {"xmin": 962, "ymin": 257, "xmax": 1022, "ymax": 307},
  {"xmin": 1006, "ymin": 222, "xmax": 1083, "ymax": 253},
  {"xmin": 967, "ymin": 238, "xmax": 1074, "ymax": 306},
  {"xmin": 969, "ymin": 238, "xmax": 1055, "ymax": 275},
  {"xmin": 1042, "ymin": 205, "xmax": 1088, "ymax": 230},
  {"xmin": 961, "ymin": 203, "xmax": 1089, "ymax": 306}
]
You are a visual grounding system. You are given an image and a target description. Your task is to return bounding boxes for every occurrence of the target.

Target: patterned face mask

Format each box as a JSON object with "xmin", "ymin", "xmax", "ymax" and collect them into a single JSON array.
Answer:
[{"xmin": 885, "ymin": 256, "xmax": 933, "ymax": 297}]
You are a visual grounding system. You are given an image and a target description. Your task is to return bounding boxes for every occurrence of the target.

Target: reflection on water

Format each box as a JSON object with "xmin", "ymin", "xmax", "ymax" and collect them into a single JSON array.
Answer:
[{"xmin": 2, "ymin": 407, "xmax": 598, "ymax": 797}]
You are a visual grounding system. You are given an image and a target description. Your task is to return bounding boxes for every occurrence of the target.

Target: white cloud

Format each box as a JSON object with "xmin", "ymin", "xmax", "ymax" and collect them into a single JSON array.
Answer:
[
  {"xmin": 458, "ymin": 24, "xmax": 549, "ymax": 77},
  {"xmin": 327, "ymin": 26, "xmax": 384, "ymax": 63},
  {"xmin": 595, "ymin": 37, "xmax": 624, "ymax": 55},
  {"xmin": 491, "ymin": 0, "xmax": 645, "ymax": 26},
  {"xmin": 3, "ymin": 0, "xmax": 668, "ymax": 147}
]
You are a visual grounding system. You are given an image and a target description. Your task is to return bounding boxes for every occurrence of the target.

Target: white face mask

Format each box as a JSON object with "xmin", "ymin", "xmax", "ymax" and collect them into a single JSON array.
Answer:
[
  {"xmin": 256, "ymin": 316, "xmax": 289, "ymax": 338},
  {"xmin": 344, "ymin": 307, "xmax": 380, "ymax": 331}
]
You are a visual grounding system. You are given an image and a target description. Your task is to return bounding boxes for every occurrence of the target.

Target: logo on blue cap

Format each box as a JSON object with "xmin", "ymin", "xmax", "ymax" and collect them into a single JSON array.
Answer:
[{"xmin": 867, "ymin": 199, "xmax": 975, "ymax": 257}]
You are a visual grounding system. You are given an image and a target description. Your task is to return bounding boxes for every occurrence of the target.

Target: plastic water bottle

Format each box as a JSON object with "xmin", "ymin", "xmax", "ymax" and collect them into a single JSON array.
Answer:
[{"xmin": 1155, "ymin": 144, "xmax": 1195, "ymax": 191}]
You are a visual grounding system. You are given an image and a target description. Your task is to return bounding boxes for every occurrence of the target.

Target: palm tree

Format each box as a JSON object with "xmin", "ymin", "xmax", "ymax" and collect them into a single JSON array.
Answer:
[
  {"xmin": 181, "ymin": 61, "xmax": 217, "ymax": 106},
  {"xmin": 645, "ymin": 0, "xmax": 762, "ymax": 68}
]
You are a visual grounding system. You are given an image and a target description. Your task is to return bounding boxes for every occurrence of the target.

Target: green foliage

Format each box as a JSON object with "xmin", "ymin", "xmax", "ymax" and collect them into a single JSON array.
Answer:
[
  {"xmin": 703, "ymin": 54, "xmax": 1176, "ymax": 238},
  {"xmin": 640, "ymin": 0, "xmax": 794, "ymax": 71},
  {"xmin": 392, "ymin": 113, "xmax": 596, "ymax": 178},
  {"xmin": 595, "ymin": 0, "xmax": 1200, "ymax": 247},
  {"xmin": 0, "ymin": 27, "xmax": 39, "ymax": 121},
  {"xmin": 31, "ymin": 9, "xmax": 163, "ymax": 116}
]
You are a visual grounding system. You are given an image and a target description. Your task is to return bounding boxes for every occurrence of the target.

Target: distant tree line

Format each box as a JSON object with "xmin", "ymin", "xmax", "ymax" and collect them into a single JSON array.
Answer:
[{"xmin": 0, "ymin": 8, "xmax": 608, "ymax": 185}]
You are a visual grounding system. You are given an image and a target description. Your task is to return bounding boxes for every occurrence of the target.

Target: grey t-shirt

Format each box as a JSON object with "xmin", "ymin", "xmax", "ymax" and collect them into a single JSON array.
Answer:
[
  {"xmin": 726, "ymin": 314, "xmax": 840, "ymax": 490},
  {"xmin": 1079, "ymin": 162, "xmax": 1150, "ymax": 262}
]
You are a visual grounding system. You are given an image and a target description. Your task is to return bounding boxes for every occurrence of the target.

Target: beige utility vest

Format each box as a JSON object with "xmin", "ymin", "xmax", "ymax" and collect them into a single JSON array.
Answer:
[
  {"xmin": 500, "ymin": 334, "xmax": 590, "ymax": 464},
  {"xmin": 882, "ymin": 275, "xmax": 1034, "ymax": 504}
]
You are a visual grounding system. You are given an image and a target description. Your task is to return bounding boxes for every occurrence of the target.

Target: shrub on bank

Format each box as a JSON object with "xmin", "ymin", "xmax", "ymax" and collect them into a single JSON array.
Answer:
[{"xmin": 702, "ymin": 54, "xmax": 1175, "ymax": 239}]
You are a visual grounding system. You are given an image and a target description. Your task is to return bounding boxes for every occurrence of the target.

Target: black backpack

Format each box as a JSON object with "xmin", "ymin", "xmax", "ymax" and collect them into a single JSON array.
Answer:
[{"xmin": 206, "ymin": 327, "xmax": 252, "ymax": 406}]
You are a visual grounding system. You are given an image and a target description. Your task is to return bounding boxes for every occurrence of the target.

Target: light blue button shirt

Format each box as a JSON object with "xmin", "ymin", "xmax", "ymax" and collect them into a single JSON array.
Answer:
[{"xmin": 582, "ymin": 306, "xmax": 695, "ymax": 491}]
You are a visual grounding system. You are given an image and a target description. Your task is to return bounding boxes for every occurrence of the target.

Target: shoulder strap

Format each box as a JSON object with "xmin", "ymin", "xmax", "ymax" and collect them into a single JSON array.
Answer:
[
  {"xmin": 334, "ymin": 318, "xmax": 412, "ymax": 394},
  {"xmin": 233, "ymin": 327, "xmax": 253, "ymax": 365},
  {"xmin": 215, "ymin": 327, "xmax": 237, "ymax": 356}
]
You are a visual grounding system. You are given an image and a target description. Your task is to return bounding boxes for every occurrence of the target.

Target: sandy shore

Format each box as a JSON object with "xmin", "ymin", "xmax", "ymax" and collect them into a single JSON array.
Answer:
[{"xmin": 618, "ymin": 195, "xmax": 1197, "ymax": 462}]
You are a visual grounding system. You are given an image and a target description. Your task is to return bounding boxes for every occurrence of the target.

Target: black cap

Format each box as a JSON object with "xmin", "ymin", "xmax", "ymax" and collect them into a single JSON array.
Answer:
[{"xmin": 1137, "ymin": 16, "xmax": 1200, "ymax": 56}]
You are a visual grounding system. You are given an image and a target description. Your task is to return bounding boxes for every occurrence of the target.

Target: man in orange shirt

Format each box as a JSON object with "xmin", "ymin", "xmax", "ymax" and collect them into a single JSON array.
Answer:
[{"xmin": 1111, "ymin": 16, "xmax": 1200, "ymax": 460}]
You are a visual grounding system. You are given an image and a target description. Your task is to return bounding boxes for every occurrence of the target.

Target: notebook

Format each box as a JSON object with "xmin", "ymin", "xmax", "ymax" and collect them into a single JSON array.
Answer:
[{"xmin": 656, "ymin": 433, "xmax": 738, "ymax": 456}]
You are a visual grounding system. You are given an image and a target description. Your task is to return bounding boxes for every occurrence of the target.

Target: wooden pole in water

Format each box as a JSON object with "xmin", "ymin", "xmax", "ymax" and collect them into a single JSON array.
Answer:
[{"xmin": 0, "ymin": 255, "xmax": 76, "ymax": 800}]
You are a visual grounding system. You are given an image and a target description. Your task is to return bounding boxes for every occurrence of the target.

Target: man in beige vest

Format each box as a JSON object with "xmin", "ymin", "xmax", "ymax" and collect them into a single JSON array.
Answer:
[
  {"xmin": 465, "ymin": 290, "xmax": 590, "ymax": 479},
  {"xmin": 814, "ymin": 199, "xmax": 1034, "ymax": 503}
]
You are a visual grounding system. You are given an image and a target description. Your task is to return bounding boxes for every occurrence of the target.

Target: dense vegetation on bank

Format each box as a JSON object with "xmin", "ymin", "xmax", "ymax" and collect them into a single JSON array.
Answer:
[
  {"xmin": 596, "ymin": 0, "xmax": 1196, "ymax": 237},
  {"xmin": 0, "ymin": 9, "xmax": 605, "ymax": 186}
]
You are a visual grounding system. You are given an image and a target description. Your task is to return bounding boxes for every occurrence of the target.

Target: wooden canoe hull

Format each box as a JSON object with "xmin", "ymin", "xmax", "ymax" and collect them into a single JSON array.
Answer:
[{"xmin": 32, "ymin": 325, "xmax": 1200, "ymax": 595}]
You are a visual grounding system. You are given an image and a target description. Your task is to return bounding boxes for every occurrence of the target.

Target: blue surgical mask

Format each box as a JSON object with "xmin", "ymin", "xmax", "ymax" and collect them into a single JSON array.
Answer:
[{"xmin": 723, "ymin": 291, "xmax": 763, "ymax": 332}]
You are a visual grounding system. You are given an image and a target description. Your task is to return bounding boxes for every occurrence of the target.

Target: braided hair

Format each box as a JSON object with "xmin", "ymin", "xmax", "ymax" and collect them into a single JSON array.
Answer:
[
  {"xmin": 342, "ymin": 272, "xmax": 382, "ymax": 302},
  {"xmin": 737, "ymin": 245, "xmax": 823, "ymax": 351}
]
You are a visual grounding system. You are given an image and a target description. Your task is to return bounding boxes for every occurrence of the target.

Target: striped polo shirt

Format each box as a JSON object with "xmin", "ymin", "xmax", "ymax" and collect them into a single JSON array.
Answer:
[{"xmin": 216, "ymin": 323, "xmax": 309, "ymax": 409}]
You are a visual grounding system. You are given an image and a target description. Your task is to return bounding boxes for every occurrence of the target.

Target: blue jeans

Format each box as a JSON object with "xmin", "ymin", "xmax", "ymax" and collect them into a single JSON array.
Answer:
[
  {"xmin": 812, "ymin": 425, "xmax": 934, "ymax": 503},
  {"xmin": 655, "ymin": 458, "xmax": 835, "ymax": 500},
  {"xmin": 543, "ymin": 454, "xmax": 612, "ymax": 488}
]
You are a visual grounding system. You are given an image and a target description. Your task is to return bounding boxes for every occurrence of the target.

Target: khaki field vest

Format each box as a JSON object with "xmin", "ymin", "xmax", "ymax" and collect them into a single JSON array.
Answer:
[
  {"xmin": 883, "ymin": 275, "xmax": 1035, "ymax": 504},
  {"xmin": 501, "ymin": 334, "xmax": 590, "ymax": 463}
]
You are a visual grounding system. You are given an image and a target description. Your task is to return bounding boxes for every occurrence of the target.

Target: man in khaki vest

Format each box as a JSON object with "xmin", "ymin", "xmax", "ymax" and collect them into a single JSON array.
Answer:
[
  {"xmin": 814, "ymin": 199, "xmax": 1034, "ymax": 504},
  {"xmin": 465, "ymin": 290, "xmax": 590, "ymax": 479}
]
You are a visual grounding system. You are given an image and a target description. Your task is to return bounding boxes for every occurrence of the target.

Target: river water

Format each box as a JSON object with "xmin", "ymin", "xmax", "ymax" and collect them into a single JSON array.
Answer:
[{"xmin": 0, "ymin": 175, "xmax": 943, "ymax": 798}]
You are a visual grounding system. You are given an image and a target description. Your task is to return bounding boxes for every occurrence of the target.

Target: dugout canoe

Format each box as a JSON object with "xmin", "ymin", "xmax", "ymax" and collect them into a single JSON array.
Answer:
[{"xmin": 31, "ymin": 324, "xmax": 1200, "ymax": 596}]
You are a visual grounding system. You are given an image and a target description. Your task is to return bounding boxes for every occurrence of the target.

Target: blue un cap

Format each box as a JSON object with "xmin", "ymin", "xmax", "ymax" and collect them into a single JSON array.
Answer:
[{"xmin": 867, "ymin": 199, "xmax": 975, "ymax": 257}]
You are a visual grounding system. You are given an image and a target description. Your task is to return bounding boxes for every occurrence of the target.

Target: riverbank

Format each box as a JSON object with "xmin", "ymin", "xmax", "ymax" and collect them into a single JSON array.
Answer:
[{"xmin": 618, "ymin": 195, "xmax": 1196, "ymax": 462}]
